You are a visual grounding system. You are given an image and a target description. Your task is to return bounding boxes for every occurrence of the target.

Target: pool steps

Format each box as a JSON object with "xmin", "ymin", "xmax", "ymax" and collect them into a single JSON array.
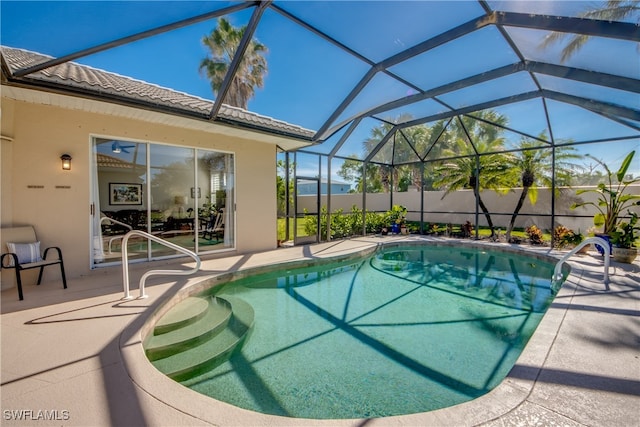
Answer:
[
  {"xmin": 153, "ymin": 296, "xmax": 211, "ymax": 335},
  {"xmin": 145, "ymin": 297, "xmax": 233, "ymax": 361},
  {"xmin": 145, "ymin": 295, "xmax": 254, "ymax": 382}
]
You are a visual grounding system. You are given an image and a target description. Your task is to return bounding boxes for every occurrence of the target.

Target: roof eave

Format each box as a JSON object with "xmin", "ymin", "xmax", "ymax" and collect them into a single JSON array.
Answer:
[{"xmin": 1, "ymin": 77, "xmax": 315, "ymax": 150}]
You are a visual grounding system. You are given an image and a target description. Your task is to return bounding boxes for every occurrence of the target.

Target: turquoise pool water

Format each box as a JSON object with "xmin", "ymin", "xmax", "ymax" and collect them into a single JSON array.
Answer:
[{"xmin": 179, "ymin": 244, "xmax": 557, "ymax": 419}]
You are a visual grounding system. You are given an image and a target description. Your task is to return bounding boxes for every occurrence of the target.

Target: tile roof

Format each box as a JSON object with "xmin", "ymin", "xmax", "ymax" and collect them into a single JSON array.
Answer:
[
  {"xmin": 97, "ymin": 153, "xmax": 137, "ymax": 169},
  {"xmin": 1, "ymin": 46, "xmax": 315, "ymax": 140}
]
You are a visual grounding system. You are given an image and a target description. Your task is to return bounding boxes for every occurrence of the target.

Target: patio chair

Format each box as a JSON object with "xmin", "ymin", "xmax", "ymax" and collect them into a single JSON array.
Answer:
[
  {"xmin": 1, "ymin": 225, "xmax": 67, "ymax": 300},
  {"xmin": 201, "ymin": 211, "xmax": 224, "ymax": 241}
]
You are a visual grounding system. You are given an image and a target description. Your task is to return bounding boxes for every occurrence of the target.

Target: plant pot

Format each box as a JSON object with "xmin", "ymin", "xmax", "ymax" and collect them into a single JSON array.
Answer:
[
  {"xmin": 391, "ymin": 223, "xmax": 400, "ymax": 234},
  {"xmin": 576, "ymin": 244, "xmax": 590, "ymax": 254},
  {"xmin": 594, "ymin": 233, "xmax": 612, "ymax": 256},
  {"xmin": 612, "ymin": 246, "xmax": 638, "ymax": 263}
]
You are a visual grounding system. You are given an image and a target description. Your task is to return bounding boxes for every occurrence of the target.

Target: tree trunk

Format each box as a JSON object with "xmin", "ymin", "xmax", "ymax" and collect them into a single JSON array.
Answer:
[
  {"xmin": 506, "ymin": 186, "xmax": 529, "ymax": 242},
  {"xmin": 474, "ymin": 188, "xmax": 495, "ymax": 237}
]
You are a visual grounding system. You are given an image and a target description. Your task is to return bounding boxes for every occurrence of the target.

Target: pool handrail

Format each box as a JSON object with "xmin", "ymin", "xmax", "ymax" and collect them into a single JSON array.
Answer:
[
  {"xmin": 121, "ymin": 230, "xmax": 201, "ymax": 300},
  {"xmin": 100, "ymin": 217, "xmax": 133, "ymax": 254},
  {"xmin": 552, "ymin": 237, "xmax": 610, "ymax": 289}
]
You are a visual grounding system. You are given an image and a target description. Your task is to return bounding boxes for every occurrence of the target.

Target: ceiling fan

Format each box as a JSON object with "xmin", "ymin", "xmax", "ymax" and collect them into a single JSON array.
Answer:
[{"xmin": 112, "ymin": 141, "xmax": 136, "ymax": 154}]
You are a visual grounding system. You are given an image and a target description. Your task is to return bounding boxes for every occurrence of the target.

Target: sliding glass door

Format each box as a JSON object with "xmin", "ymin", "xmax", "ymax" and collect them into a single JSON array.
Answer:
[
  {"xmin": 92, "ymin": 139, "xmax": 148, "ymax": 264},
  {"xmin": 149, "ymin": 145, "xmax": 195, "ymax": 257},
  {"xmin": 197, "ymin": 150, "xmax": 235, "ymax": 252},
  {"xmin": 92, "ymin": 137, "xmax": 234, "ymax": 267}
]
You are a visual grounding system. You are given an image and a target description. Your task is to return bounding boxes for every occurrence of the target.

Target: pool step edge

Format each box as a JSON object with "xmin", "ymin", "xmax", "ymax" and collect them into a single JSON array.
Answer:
[
  {"xmin": 153, "ymin": 296, "xmax": 210, "ymax": 335},
  {"xmin": 145, "ymin": 297, "xmax": 233, "ymax": 361},
  {"xmin": 150, "ymin": 295, "xmax": 255, "ymax": 382}
]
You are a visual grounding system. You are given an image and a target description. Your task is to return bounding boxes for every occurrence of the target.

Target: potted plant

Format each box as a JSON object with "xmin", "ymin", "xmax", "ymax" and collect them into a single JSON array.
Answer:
[
  {"xmin": 553, "ymin": 225, "xmax": 585, "ymax": 251},
  {"xmin": 569, "ymin": 230, "xmax": 587, "ymax": 253},
  {"xmin": 386, "ymin": 205, "xmax": 407, "ymax": 234},
  {"xmin": 571, "ymin": 150, "xmax": 640, "ymax": 253},
  {"xmin": 198, "ymin": 196, "xmax": 218, "ymax": 218},
  {"xmin": 610, "ymin": 211, "xmax": 639, "ymax": 263}
]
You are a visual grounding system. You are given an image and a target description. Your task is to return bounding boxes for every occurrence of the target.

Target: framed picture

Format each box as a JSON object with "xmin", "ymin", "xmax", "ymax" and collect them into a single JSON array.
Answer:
[{"xmin": 109, "ymin": 183, "xmax": 142, "ymax": 205}]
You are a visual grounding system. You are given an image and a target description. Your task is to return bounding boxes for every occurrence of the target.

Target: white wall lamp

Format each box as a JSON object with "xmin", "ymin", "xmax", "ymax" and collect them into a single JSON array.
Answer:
[{"xmin": 60, "ymin": 154, "xmax": 72, "ymax": 171}]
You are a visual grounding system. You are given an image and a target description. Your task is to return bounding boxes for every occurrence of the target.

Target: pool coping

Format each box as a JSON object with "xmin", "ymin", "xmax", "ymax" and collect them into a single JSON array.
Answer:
[{"xmin": 119, "ymin": 236, "xmax": 597, "ymax": 426}]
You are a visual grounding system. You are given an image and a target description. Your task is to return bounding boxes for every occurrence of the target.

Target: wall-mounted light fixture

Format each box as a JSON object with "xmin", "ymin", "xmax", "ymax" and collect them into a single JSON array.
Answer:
[{"xmin": 60, "ymin": 154, "xmax": 72, "ymax": 171}]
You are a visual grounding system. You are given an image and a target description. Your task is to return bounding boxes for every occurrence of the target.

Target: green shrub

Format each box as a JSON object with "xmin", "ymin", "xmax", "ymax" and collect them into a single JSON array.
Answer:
[{"xmin": 303, "ymin": 205, "xmax": 399, "ymax": 240}]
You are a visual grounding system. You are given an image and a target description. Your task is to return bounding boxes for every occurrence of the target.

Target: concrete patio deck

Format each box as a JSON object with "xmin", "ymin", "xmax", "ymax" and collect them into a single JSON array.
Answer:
[{"xmin": 1, "ymin": 236, "xmax": 639, "ymax": 426}]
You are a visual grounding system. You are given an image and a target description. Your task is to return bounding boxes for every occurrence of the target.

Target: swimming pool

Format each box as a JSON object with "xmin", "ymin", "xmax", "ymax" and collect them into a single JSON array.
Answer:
[{"xmin": 145, "ymin": 242, "xmax": 559, "ymax": 419}]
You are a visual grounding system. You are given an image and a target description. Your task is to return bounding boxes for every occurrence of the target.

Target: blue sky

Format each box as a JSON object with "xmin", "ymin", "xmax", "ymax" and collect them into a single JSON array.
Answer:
[
  {"xmin": 2, "ymin": 1, "xmax": 639, "ymax": 180},
  {"xmin": 1, "ymin": 1, "xmax": 370, "ymax": 130}
]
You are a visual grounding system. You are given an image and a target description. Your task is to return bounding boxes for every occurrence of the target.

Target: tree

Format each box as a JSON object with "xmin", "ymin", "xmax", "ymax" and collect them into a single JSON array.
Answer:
[
  {"xmin": 504, "ymin": 139, "xmax": 580, "ymax": 242},
  {"xmin": 276, "ymin": 159, "xmax": 294, "ymax": 216},
  {"xmin": 572, "ymin": 164, "xmax": 607, "ymax": 186},
  {"xmin": 363, "ymin": 122, "xmax": 395, "ymax": 192},
  {"xmin": 397, "ymin": 123, "xmax": 440, "ymax": 190},
  {"xmin": 362, "ymin": 114, "xmax": 435, "ymax": 192},
  {"xmin": 337, "ymin": 158, "xmax": 363, "ymax": 192},
  {"xmin": 541, "ymin": 1, "xmax": 639, "ymax": 62},
  {"xmin": 433, "ymin": 113, "xmax": 514, "ymax": 237},
  {"xmin": 200, "ymin": 18, "xmax": 268, "ymax": 109},
  {"xmin": 340, "ymin": 116, "xmax": 418, "ymax": 194},
  {"xmin": 337, "ymin": 158, "xmax": 385, "ymax": 193}
]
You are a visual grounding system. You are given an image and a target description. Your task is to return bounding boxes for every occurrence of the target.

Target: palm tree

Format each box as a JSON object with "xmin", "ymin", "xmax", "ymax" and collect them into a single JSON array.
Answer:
[
  {"xmin": 541, "ymin": 0, "xmax": 639, "ymax": 62},
  {"xmin": 363, "ymin": 121, "xmax": 396, "ymax": 192},
  {"xmin": 362, "ymin": 115, "xmax": 434, "ymax": 192},
  {"xmin": 397, "ymin": 123, "xmax": 437, "ymax": 190},
  {"xmin": 433, "ymin": 113, "xmax": 514, "ymax": 237},
  {"xmin": 200, "ymin": 18, "xmax": 268, "ymax": 109},
  {"xmin": 504, "ymin": 139, "xmax": 580, "ymax": 242}
]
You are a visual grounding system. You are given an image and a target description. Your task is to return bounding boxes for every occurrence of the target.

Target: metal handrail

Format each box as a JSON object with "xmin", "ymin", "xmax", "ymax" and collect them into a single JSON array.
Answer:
[
  {"xmin": 552, "ymin": 237, "xmax": 610, "ymax": 289},
  {"xmin": 101, "ymin": 217, "xmax": 133, "ymax": 254},
  {"xmin": 101, "ymin": 216, "xmax": 132, "ymax": 229},
  {"xmin": 121, "ymin": 230, "xmax": 201, "ymax": 300}
]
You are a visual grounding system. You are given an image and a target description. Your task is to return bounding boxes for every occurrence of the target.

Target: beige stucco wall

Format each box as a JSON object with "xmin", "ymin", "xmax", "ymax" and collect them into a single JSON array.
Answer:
[{"xmin": 1, "ymin": 97, "xmax": 277, "ymax": 288}]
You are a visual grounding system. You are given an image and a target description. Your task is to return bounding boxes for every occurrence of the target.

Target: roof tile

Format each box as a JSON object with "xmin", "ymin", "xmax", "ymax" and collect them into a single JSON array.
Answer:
[{"xmin": 1, "ymin": 46, "xmax": 314, "ymax": 139}]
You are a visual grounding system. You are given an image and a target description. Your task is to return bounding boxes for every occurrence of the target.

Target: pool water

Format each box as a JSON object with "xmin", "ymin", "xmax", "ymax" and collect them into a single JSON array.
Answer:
[{"xmin": 179, "ymin": 245, "xmax": 556, "ymax": 419}]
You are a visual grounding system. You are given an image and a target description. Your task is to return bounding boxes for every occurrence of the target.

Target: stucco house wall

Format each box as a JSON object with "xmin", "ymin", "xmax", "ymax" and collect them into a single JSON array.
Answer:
[{"xmin": 1, "ymin": 96, "xmax": 277, "ymax": 288}]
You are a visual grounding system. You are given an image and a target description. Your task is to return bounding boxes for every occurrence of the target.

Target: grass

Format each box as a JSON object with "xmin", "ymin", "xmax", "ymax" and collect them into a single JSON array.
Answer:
[
  {"xmin": 277, "ymin": 218, "xmax": 308, "ymax": 241},
  {"xmin": 278, "ymin": 217, "xmax": 551, "ymax": 243}
]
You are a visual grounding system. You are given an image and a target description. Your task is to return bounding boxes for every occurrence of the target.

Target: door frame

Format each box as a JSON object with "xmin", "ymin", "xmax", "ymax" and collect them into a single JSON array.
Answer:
[{"xmin": 294, "ymin": 176, "xmax": 320, "ymax": 245}]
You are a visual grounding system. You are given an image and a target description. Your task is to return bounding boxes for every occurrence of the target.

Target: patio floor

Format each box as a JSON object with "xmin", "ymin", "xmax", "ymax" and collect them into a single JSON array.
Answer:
[{"xmin": 1, "ymin": 236, "xmax": 639, "ymax": 426}]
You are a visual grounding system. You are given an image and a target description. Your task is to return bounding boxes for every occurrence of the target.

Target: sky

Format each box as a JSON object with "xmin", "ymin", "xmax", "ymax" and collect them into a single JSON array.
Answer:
[{"xmin": 1, "ymin": 0, "xmax": 639, "ymax": 181}]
